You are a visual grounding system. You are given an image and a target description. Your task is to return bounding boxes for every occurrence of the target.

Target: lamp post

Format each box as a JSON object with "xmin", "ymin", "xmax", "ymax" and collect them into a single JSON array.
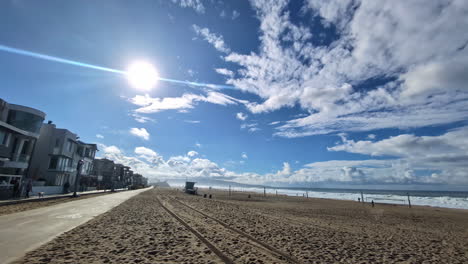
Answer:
[{"xmin": 73, "ymin": 160, "xmax": 84, "ymax": 197}]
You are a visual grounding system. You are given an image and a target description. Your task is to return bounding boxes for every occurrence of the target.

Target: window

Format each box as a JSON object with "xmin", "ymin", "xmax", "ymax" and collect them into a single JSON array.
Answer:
[
  {"xmin": 66, "ymin": 141, "xmax": 71, "ymax": 152},
  {"xmin": 0, "ymin": 130, "xmax": 10, "ymax": 146},
  {"xmin": 6, "ymin": 110, "xmax": 44, "ymax": 133},
  {"xmin": 77, "ymin": 146, "xmax": 84, "ymax": 156},
  {"xmin": 55, "ymin": 138, "xmax": 60, "ymax": 148},
  {"xmin": 48, "ymin": 156, "xmax": 58, "ymax": 169},
  {"xmin": 21, "ymin": 140, "xmax": 30, "ymax": 154}
]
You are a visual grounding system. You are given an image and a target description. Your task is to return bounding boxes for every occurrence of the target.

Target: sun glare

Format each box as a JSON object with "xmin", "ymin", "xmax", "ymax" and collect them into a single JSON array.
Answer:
[{"xmin": 126, "ymin": 61, "xmax": 159, "ymax": 91}]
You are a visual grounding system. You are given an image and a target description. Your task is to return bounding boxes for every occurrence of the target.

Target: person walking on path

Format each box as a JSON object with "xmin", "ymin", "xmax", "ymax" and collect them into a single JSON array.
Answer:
[
  {"xmin": 12, "ymin": 179, "xmax": 19, "ymax": 198},
  {"xmin": 25, "ymin": 180, "xmax": 32, "ymax": 198}
]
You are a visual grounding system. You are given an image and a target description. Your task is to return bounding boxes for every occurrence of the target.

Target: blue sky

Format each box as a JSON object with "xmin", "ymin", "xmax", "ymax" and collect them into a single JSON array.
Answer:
[{"xmin": 1, "ymin": 0, "xmax": 467, "ymax": 189}]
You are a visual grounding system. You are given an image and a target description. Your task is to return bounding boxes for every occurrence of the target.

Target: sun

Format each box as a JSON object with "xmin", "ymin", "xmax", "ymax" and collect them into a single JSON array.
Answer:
[{"xmin": 126, "ymin": 61, "xmax": 159, "ymax": 91}]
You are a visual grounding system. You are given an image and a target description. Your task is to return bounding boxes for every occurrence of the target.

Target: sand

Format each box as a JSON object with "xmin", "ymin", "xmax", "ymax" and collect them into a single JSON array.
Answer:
[{"xmin": 16, "ymin": 188, "xmax": 468, "ymax": 264}]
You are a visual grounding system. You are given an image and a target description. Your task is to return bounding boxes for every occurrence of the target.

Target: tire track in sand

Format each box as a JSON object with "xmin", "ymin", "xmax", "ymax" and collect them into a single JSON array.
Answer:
[{"xmin": 160, "ymin": 196, "xmax": 302, "ymax": 264}]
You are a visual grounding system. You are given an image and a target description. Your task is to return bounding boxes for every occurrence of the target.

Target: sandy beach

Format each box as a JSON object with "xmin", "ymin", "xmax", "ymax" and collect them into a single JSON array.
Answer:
[{"xmin": 15, "ymin": 188, "xmax": 468, "ymax": 264}]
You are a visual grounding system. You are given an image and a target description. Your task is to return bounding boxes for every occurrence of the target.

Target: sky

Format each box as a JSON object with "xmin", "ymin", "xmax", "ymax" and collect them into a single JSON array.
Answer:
[{"xmin": 1, "ymin": 0, "xmax": 467, "ymax": 189}]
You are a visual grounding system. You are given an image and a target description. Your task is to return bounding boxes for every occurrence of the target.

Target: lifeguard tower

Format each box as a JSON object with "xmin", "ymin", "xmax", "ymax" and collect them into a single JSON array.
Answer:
[{"xmin": 184, "ymin": 181, "xmax": 198, "ymax": 195}]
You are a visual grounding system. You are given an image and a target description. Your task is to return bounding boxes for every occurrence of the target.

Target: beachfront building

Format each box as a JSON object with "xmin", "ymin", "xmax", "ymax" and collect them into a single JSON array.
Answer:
[
  {"xmin": 123, "ymin": 166, "xmax": 131, "ymax": 187},
  {"xmin": 91, "ymin": 158, "xmax": 116, "ymax": 189},
  {"xmin": 132, "ymin": 173, "xmax": 147, "ymax": 187},
  {"xmin": 114, "ymin": 163, "xmax": 126, "ymax": 189},
  {"xmin": 76, "ymin": 141, "xmax": 98, "ymax": 189},
  {"xmin": 0, "ymin": 99, "xmax": 46, "ymax": 198},
  {"xmin": 29, "ymin": 123, "xmax": 97, "ymax": 189}
]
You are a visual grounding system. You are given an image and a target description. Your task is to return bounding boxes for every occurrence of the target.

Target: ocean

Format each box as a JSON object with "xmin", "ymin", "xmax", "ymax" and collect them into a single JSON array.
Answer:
[{"xmin": 193, "ymin": 184, "xmax": 468, "ymax": 210}]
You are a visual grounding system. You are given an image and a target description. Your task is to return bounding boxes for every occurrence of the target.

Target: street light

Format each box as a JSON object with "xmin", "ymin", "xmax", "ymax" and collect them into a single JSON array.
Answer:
[{"xmin": 73, "ymin": 159, "xmax": 84, "ymax": 197}]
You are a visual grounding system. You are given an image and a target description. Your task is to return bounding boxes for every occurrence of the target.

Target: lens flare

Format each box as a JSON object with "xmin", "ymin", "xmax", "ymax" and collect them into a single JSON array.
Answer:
[{"xmin": 0, "ymin": 44, "xmax": 235, "ymax": 90}]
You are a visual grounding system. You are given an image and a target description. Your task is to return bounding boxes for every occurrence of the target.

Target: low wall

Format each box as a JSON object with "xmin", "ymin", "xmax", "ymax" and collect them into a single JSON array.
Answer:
[{"xmin": 32, "ymin": 186, "xmax": 63, "ymax": 195}]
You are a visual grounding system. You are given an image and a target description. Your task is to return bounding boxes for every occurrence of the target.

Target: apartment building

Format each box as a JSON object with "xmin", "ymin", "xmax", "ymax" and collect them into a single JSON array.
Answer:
[
  {"xmin": 0, "ymin": 99, "xmax": 45, "ymax": 198},
  {"xmin": 29, "ymin": 123, "xmax": 97, "ymax": 187},
  {"xmin": 91, "ymin": 158, "xmax": 116, "ymax": 189}
]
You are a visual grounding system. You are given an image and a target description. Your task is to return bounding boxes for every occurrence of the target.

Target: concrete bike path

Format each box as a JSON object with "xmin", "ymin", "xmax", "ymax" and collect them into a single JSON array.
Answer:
[{"xmin": 0, "ymin": 187, "xmax": 151, "ymax": 264}]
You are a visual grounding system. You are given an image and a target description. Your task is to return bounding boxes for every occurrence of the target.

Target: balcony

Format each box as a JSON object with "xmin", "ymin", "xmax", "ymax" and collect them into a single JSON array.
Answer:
[{"xmin": 1, "ymin": 154, "xmax": 30, "ymax": 169}]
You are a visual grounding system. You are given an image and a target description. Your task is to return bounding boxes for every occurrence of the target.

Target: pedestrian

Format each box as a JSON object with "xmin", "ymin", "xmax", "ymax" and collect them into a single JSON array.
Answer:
[
  {"xmin": 371, "ymin": 200, "xmax": 375, "ymax": 207},
  {"xmin": 63, "ymin": 182, "xmax": 70, "ymax": 194},
  {"xmin": 358, "ymin": 197, "xmax": 361, "ymax": 202},
  {"xmin": 12, "ymin": 179, "xmax": 19, "ymax": 198},
  {"xmin": 26, "ymin": 180, "xmax": 32, "ymax": 198}
]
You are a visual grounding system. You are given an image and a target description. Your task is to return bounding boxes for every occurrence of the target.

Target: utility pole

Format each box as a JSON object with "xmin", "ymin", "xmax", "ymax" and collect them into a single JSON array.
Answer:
[
  {"xmin": 360, "ymin": 191, "xmax": 365, "ymax": 203},
  {"xmin": 407, "ymin": 192, "xmax": 412, "ymax": 208},
  {"xmin": 73, "ymin": 160, "xmax": 84, "ymax": 197}
]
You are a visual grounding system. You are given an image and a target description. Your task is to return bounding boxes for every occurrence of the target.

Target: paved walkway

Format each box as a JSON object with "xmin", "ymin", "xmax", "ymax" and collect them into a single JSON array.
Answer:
[
  {"xmin": 0, "ymin": 188, "xmax": 128, "ymax": 206},
  {"xmin": 0, "ymin": 187, "xmax": 151, "ymax": 264}
]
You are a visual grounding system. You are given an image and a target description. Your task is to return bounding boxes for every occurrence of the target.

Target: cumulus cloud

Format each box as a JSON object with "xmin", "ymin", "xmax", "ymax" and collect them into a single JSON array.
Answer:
[
  {"xmin": 103, "ymin": 145, "xmax": 121, "ymax": 155},
  {"xmin": 196, "ymin": 0, "xmax": 468, "ymax": 137},
  {"xmin": 99, "ymin": 144, "xmax": 231, "ymax": 181},
  {"xmin": 187, "ymin": 150, "xmax": 199, "ymax": 157},
  {"xmin": 192, "ymin": 25, "xmax": 230, "ymax": 53},
  {"xmin": 96, "ymin": 134, "xmax": 104, "ymax": 139},
  {"xmin": 241, "ymin": 152, "xmax": 248, "ymax": 159},
  {"xmin": 171, "ymin": 0, "xmax": 205, "ymax": 13},
  {"xmin": 328, "ymin": 127, "xmax": 468, "ymax": 184},
  {"xmin": 236, "ymin": 112, "xmax": 248, "ymax": 121},
  {"xmin": 130, "ymin": 128, "xmax": 150, "ymax": 140}
]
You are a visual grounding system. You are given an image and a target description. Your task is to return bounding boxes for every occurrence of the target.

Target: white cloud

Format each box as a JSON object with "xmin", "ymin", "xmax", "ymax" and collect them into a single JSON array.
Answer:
[
  {"xmin": 241, "ymin": 152, "xmax": 248, "ymax": 159},
  {"xmin": 328, "ymin": 127, "xmax": 468, "ymax": 184},
  {"xmin": 240, "ymin": 123, "xmax": 260, "ymax": 133},
  {"xmin": 135, "ymin": 146, "xmax": 158, "ymax": 158},
  {"xmin": 367, "ymin": 134, "xmax": 376, "ymax": 139},
  {"xmin": 129, "ymin": 92, "xmax": 239, "ymax": 114},
  {"xmin": 195, "ymin": 142, "xmax": 202, "ymax": 148},
  {"xmin": 215, "ymin": 68, "xmax": 234, "ymax": 77},
  {"xmin": 197, "ymin": 0, "xmax": 468, "ymax": 137},
  {"xmin": 171, "ymin": 0, "xmax": 205, "ymax": 14},
  {"xmin": 220, "ymin": 10, "xmax": 226, "ymax": 18},
  {"xmin": 103, "ymin": 145, "xmax": 121, "ymax": 155},
  {"xmin": 236, "ymin": 112, "xmax": 248, "ymax": 121},
  {"xmin": 96, "ymin": 134, "xmax": 104, "ymax": 139},
  {"xmin": 131, "ymin": 113, "xmax": 155, "ymax": 123},
  {"xmin": 184, "ymin": 120, "xmax": 201, "ymax": 124},
  {"xmin": 187, "ymin": 150, "xmax": 199, "ymax": 157},
  {"xmin": 232, "ymin": 10, "xmax": 240, "ymax": 20},
  {"xmin": 98, "ymin": 137, "xmax": 467, "ymax": 185},
  {"xmin": 192, "ymin": 25, "xmax": 231, "ymax": 53},
  {"xmin": 130, "ymin": 128, "xmax": 150, "ymax": 140}
]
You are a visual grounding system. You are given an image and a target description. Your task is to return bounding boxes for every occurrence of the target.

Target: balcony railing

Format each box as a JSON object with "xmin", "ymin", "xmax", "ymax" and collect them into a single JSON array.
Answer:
[{"xmin": 10, "ymin": 154, "xmax": 30, "ymax": 163}]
